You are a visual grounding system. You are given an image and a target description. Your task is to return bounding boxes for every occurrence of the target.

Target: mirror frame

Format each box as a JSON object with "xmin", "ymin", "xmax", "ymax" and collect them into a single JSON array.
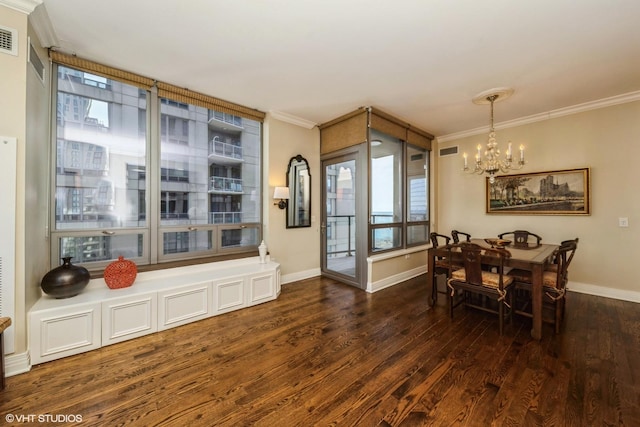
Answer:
[{"xmin": 286, "ymin": 154, "xmax": 311, "ymax": 228}]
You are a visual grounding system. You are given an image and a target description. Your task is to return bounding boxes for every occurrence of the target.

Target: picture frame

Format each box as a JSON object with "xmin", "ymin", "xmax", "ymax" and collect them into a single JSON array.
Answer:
[{"xmin": 486, "ymin": 167, "xmax": 591, "ymax": 215}]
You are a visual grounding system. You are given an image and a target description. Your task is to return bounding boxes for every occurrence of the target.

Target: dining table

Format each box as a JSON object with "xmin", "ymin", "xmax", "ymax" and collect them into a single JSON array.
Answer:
[{"xmin": 427, "ymin": 238, "xmax": 559, "ymax": 340}]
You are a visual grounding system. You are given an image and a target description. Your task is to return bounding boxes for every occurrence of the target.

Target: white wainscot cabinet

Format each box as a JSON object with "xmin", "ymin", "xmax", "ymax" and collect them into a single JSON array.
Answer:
[{"xmin": 29, "ymin": 258, "xmax": 280, "ymax": 365}]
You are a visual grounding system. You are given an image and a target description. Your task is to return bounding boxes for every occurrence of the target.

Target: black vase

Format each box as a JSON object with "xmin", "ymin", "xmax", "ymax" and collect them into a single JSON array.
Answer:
[{"xmin": 41, "ymin": 257, "xmax": 90, "ymax": 299}]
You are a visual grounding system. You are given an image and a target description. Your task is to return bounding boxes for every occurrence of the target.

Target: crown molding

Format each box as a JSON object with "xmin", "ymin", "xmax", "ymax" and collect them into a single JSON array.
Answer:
[
  {"xmin": 0, "ymin": 0, "xmax": 42, "ymax": 14},
  {"xmin": 268, "ymin": 110, "xmax": 316, "ymax": 129},
  {"xmin": 437, "ymin": 90, "xmax": 640, "ymax": 143},
  {"xmin": 29, "ymin": 2, "xmax": 58, "ymax": 47}
]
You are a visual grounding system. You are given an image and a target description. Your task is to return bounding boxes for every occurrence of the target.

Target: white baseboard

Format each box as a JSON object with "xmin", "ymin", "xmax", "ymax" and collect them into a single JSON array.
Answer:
[
  {"xmin": 5, "ymin": 351, "xmax": 31, "ymax": 377},
  {"xmin": 367, "ymin": 266, "xmax": 427, "ymax": 293},
  {"xmin": 281, "ymin": 268, "xmax": 321, "ymax": 285},
  {"xmin": 568, "ymin": 281, "xmax": 640, "ymax": 303}
]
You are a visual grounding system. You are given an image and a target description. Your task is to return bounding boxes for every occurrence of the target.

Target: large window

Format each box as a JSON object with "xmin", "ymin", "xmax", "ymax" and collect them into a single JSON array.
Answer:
[
  {"xmin": 406, "ymin": 144, "xmax": 429, "ymax": 245},
  {"xmin": 51, "ymin": 63, "xmax": 263, "ymax": 270},
  {"xmin": 370, "ymin": 130, "xmax": 403, "ymax": 251},
  {"xmin": 369, "ymin": 129, "xmax": 429, "ymax": 253}
]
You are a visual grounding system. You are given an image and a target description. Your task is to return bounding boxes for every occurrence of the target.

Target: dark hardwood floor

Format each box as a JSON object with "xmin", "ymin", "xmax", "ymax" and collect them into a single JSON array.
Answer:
[{"xmin": 2, "ymin": 275, "xmax": 639, "ymax": 426}]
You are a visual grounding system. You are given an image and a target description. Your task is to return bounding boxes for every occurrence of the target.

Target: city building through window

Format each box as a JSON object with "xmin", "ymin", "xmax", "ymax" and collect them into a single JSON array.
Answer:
[{"xmin": 51, "ymin": 64, "xmax": 262, "ymax": 270}]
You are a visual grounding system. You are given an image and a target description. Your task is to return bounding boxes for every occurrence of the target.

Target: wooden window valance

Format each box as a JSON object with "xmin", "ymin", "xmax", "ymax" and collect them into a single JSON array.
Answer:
[
  {"xmin": 50, "ymin": 51, "xmax": 266, "ymax": 122},
  {"xmin": 319, "ymin": 107, "xmax": 433, "ymax": 154},
  {"xmin": 319, "ymin": 109, "xmax": 369, "ymax": 154}
]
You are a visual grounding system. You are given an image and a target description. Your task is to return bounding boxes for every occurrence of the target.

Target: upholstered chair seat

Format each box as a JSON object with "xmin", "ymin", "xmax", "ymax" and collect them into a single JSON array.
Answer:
[
  {"xmin": 450, "ymin": 268, "xmax": 514, "ymax": 289},
  {"xmin": 506, "ymin": 269, "xmax": 560, "ymax": 288}
]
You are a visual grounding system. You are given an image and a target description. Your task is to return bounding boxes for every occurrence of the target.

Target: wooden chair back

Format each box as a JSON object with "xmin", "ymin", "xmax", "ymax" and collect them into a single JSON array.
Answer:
[
  {"xmin": 451, "ymin": 242, "xmax": 511, "ymax": 289},
  {"xmin": 451, "ymin": 230, "xmax": 471, "ymax": 243},
  {"xmin": 554, "ymin": 239, "xmax": 579, "ymax": 289},
  {"xmin": 430, "ymin": 232, "xmax": 451, "ymax": 248},
  {"xmin": 498, "ymin": 230, "xmax": 542, "ymax": 246},
  {"xmin": 460, "ymin": 243, "xmax": 484, "ymax": 286}
]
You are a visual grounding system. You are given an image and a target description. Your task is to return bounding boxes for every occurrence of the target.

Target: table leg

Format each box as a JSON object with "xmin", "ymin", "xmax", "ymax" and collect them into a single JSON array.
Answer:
[
  {"xmin": 427, "ymin": 249, "xmax": 435, "ymax": 306},
  {"xmin": 530, "ymin": 264, "xmax": 543, "ymax": 340},
  {"xmin": 0, "ymin": 331, "xmax": 5, "ymax": 390}
]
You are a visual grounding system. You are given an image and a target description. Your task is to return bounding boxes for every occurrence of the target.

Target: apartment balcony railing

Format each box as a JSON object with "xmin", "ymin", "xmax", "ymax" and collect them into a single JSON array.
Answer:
[
  {"xmin": 59, "ymin": 72, "xmax": 112, "ymax": 90},
  {"xmin": 209, "ymin": 111, "xmax": 243, "ymax": 127},
  {"xmin": 209, "ymin": 138, "xmax": 243, "ymax": 160},
  {"xmin": 210, "ymin": 212, "xmax": 243, "ymax": 224},
  {"xmin": 326, "ymin": 215, "xmax": 355, "ymax": 257},
  {"xmin": 209, "ymin": 176, "xmax": 243, "ymax": 193}
]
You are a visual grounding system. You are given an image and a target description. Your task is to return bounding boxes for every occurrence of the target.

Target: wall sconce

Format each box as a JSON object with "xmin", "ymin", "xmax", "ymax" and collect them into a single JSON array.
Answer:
[{"xmin": 273, "ymin": 186, "xmax": 290, "ymax": 209}]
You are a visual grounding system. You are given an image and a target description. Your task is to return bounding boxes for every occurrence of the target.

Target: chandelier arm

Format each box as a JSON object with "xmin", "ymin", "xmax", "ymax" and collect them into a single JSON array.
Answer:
[{"xmin": 498, "ymin": 164, "xmax": 511, "ymax": 173}]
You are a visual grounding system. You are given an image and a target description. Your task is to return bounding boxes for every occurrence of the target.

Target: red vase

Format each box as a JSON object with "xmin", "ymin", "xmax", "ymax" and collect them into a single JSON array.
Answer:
[{"xmin": 104, "ymin": 256, "xmax": 137, "ymax": 289}]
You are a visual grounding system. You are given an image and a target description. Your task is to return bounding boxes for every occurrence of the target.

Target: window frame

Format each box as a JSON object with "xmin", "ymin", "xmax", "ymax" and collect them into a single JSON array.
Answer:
[
  {"xmin": 368, "ymin": 131, "xmax": 430, "ymax": 255},
  {"xmin": 405, "ymin": 143, "xmax": 430, "ymax": 248},
  {"xmin": 50, "ymin": 61, "xmax": 264, "ymax": 272}
]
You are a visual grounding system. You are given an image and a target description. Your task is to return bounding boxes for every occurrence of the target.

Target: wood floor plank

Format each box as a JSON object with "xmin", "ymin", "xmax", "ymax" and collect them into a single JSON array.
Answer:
[
  {"xmin": 429, "ymin": 320, "xmax": 525, "ymax": 425},
  {"xmin": 611, "ymin": 298, "xmax": 640, "ymax": 426},
  {"xmin": 2, "ymin": 277, "xmax": 639, "ymax": 426},
  {"xmin": 348, "ymin": 308, "xmax": 485, "ymax": 425},
  {"xmin": 562, "ymin": 291, "xmax": 589, "ymax": 427}
]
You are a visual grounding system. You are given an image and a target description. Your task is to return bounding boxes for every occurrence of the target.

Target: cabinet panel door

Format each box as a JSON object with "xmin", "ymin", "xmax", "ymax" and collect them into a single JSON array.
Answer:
[
  {"xmin": 102, "ymin": 293, "xmax": 157, "ymax": 345},
  {"xmin": 29, "ymin": 304, "xmax": 101, "ymax": 364},
  {"xmin": 214, "ymin": 278, "xmax": 245, "ymax": 314},
  {"xmin": 158, "ymin": 282, "xmax": 211, "ymax": 331},
  {"xmin": 248, "ymin": 273, "xmax": 275, "ymax": 306}
]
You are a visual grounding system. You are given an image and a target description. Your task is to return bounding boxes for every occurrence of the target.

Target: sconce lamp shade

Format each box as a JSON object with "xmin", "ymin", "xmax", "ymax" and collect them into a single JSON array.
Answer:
[
  {"xmin": 273, "ymin": 186, "xmax": 290, "ymax": 200},
  {"xmin": 273, "ymin": 186, "xmax": 290, "ymax": 209}
]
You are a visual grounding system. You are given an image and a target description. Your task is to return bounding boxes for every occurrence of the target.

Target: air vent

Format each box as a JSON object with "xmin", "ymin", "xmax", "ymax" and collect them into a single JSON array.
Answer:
[
  {"xmin": 439, "ymin": 146, "xmax": 459, "ymax": 157},
  {"xmin": 29, "ymin": 38, "xmax": 45, "ymax": 82},
  {"xmin": 0, "ymin": 25, "xmax": 18, "ymax": 56}
]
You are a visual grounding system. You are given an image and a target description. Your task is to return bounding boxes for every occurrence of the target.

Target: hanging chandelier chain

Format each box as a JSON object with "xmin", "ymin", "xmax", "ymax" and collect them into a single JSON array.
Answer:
[{"xmin": 488, "ymin": 94, "xmax": 498, "ymax": 132}]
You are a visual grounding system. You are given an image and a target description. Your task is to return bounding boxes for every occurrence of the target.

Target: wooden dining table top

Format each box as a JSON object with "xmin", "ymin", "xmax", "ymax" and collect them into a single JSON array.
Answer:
[{"xmin": 468, "ymin": 238, "xmax": 558, "ymax": 266}]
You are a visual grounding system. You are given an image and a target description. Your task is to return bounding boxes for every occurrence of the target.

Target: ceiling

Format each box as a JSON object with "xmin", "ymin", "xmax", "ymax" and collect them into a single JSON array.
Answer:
[{"xmin": 31, "ymin": 0, "xmax": 640, "ymax": 138}]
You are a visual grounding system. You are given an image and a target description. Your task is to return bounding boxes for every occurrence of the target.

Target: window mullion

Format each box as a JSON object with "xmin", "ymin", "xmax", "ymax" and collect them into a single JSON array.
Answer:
[{"xmin": 149, "ymin": 85, "xmax": 160, "ymax": 264}]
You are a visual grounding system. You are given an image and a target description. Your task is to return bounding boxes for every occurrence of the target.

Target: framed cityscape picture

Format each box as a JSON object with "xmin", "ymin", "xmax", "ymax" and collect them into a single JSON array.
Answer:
[{"xmin": 486, "ymin": 168, "xmax": 590, "ymax": 215}]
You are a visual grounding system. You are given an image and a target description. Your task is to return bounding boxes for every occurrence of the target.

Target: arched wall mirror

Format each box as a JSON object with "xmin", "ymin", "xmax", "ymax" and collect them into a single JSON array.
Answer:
[{"xmin": 286, "ymin": 154, "xmax": 311, "ymax": 228}]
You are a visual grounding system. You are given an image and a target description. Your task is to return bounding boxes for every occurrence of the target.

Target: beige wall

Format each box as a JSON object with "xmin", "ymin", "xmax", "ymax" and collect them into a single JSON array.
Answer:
[
  {"xmin": 0, "ymin": 6, "xmax": 28, "ymax": 355},
  {"xmin": 435, "ymin": 100, "xmax": 640, "ymax": 300},
  {"xmin": 24, "ymin": 21, "xmax": 51, "ymax": 324},
  {"xmin": 369, "ymin": 249, "xmax": 427, "ymax": 283},
  {"xmin": 264, "ymin": 115, "xmax": 321, "ymax": 280}
]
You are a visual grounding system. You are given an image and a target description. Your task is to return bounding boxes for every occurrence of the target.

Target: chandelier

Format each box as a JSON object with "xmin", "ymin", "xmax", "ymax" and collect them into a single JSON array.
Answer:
[{"xmin": 463, "ymin": 88, "xmax": 525, "ymax": 183}]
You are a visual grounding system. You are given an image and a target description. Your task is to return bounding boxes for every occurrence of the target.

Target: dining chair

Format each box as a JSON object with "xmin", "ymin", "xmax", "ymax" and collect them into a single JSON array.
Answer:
[
  {"xmin": 509, "ymin": 238, "xmax": 578, "ymax": 333},
  {"xmin": 498, "ymin": 230, "xmax": 542, "ymax": 247},
  {"xmin": 546, "ymin": 238, "xmax": 580, "ymax": 273},
  {"xmin": 446, "ymin": 242, "xmax": 514, "ymax": 335},
  {"xmin": 451, "ymin": 229, "xmax": 472, "ymax": 243},
  {"xmin": 429, "ymin": 232, "xmax": 454, "ymax": 303}
]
